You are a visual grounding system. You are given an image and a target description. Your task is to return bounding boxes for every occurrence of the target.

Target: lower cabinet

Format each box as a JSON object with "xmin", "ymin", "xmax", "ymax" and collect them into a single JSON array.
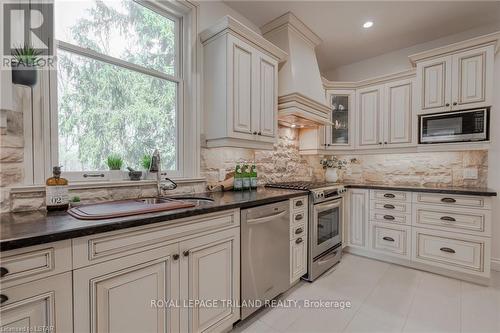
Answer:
[
  {"xmin": 369, "ymin": 222, "xmax": 411, "ymax": 259},
  {"xmin": 347, "ymin": 189, "xmax": 369, "ymax": 249},
  {"xmin": 74, "ymin": 227, "xmax": 240, "ymax": 333},
  {"xmin": 0, "ymin": 272, "xmax": 73, "ymax": 333},
  {"xmin": 290, "ymin": 237, "xmax": 307, "ymax": 283}
]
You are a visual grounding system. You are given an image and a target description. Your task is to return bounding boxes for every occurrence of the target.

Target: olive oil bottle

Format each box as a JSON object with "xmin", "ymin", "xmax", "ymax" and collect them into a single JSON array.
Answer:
[
  {"xmin": 46, "ymin": 166, "xmax": 69, "ymax": 211},
  {"xmin": 234, "ymin": 164, "xmax": 243, "ymax": 191}
]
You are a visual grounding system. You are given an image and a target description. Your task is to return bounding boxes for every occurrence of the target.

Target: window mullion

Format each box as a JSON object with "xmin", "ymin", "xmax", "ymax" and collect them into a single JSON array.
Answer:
[{"xmin": 56, "ymin": 40, "xmax": 181, "ymax": 83}]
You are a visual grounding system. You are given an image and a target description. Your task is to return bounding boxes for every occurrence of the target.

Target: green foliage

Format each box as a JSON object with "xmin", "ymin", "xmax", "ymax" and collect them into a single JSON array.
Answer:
[
  {"xmin": 106, "ymin": 154, "xmax": 123, "ymax": 170},
  {"xmin": 57, "ymin": 1, "xmax": 177, "ymax": 171},
  {"xmin": 12, "ymin": 44, "xmax": 41, "ymax": 65},
  {"xmin": 70, "ymin": 196, "xmax": 81, "ymax": 202},
  {"xmin": 141, "ymin": 154, "xmax": 151, "ymax": 170}
]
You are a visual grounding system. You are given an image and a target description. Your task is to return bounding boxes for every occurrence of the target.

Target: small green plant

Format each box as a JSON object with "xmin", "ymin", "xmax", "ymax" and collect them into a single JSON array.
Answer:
[
  {"xmin": 106, "ymin": 154, "xmax": 123, "ymax": 170},
  {"xmin": 12, "ymin": 44, "xmax": 41, "ymax": 66},
  {"xmin": 320, "ymin": 156, "xmax": 348, "ymax": 170},
  {"xmin": 141, "ymin": 154, "xmax": 152, "ymax": 170},
  {"xmin": 70, "ymin": 196, "xmax": 81, "ymax": 203}
]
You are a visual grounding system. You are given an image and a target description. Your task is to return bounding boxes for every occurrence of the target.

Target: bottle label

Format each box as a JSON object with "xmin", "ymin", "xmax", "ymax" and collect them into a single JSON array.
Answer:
[
  {"xmin": 46, "ymin": 186, "xmax": 69, "ymax": 206},
  {"xmin": 242, "ymin": 178, "xmax": 250, "ymax": 189},
  {"xmin": 251, "ymin": 177, "xmax": 257, "ymax": 188},
  {"xmin": 234, "ymin": 178, "xmax": 242, "ymax": 190}
]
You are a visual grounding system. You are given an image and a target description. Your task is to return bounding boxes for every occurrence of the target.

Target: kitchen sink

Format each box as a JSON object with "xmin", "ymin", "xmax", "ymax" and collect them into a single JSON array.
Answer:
[
  {"xmin": 137, "ymin": 196, "xmax": 215, "ymax": 205},
  {"xmin": 137, "ymin": 197, "xmax": 176, "ymax": 204}
]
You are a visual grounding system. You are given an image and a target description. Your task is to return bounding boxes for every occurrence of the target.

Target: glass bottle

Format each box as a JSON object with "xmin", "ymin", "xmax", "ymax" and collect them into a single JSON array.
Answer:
[
  {"xmin": 242, "ymin": 164, "xmax": 251, "ymax": 190},
  {"xmin": 250, "ymin": 163, "xmax": 257, "ymax": 189},
  {"xmin": 234, "ymin": 164, "xmax": 243, "ymax": 191},
  {"xmin": 46, "ymin": 166, "xmax": 69, "ymax": 211}
]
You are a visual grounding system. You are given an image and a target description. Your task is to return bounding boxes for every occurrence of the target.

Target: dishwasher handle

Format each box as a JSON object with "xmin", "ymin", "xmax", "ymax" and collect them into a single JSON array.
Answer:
[{"xmin": 245, "ymin": 210, "xmax": 287, "ymax": 225}]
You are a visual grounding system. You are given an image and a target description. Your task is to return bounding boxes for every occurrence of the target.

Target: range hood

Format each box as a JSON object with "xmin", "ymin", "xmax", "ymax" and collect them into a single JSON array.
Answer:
[{"xmin": 262, "ymin": 12, "xmax": 331, "ymax": 128}]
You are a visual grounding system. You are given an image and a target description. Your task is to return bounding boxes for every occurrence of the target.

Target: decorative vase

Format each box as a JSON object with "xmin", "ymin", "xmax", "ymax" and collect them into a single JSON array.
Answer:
[
  {"xmin": 109, "ymin": 170, "xmax": 123, "ymax": 181},
  {"xmin": 325, "ymin": 168, "xmax": 339, "ymax": 183},
  {"xmin": 11, "ymin": 62, "xmax": 38, "ymax": 86}
]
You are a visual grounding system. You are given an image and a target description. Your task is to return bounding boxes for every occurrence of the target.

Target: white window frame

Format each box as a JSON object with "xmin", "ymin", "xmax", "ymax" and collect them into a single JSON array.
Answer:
[{"xmin": 24, "ymin": 0, "xmax": 200, "ymax": 185}]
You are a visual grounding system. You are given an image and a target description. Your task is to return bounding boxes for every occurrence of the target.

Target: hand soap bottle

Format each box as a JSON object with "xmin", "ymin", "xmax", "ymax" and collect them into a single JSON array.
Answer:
[{"xmin": 46, "ymin": 166, "xmax": 69, "ymax": 211}]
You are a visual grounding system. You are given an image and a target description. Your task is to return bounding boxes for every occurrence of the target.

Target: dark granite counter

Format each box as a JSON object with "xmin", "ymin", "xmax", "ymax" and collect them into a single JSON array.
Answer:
[
  {"xmin": 345, "ymin": 184, "xmax": 497, "ymax": 197},
  {"xmin": 0, "ymin": 188, "xmax": 307, "ymax": 252}
]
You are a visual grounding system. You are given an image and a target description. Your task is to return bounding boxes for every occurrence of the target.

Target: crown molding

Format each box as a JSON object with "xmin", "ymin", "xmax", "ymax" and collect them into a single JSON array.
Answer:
[
  {"xmin": 199, "ymin": 15, "xmax": 287, "ymax": 62},
  {"xmin": 322, "ymin": 68, "xmax": 416, "ymax": 90},
  {"xmin": 408, "ymin": 31, "xmax": 500, "ymax": 66},
  {"xmin": 261, "ymin": 11, "xmax": 322, "ymax": 48},
  {"xmin": 278, "ymin": 92, "xmax": 332, "ymax": 128}
]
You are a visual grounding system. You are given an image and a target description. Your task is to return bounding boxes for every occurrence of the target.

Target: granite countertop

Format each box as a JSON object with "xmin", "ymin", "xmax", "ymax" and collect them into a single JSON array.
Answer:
[
  {"xmin": 0, "ymin": 188, "xmax": 307, "ymax": 252},
  {"xmin": 345, "ymin": 184, "xmax": 497, "ymax": 196}
]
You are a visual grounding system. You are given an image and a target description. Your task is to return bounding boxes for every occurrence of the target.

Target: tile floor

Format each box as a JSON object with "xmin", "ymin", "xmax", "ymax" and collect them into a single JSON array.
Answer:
[{"xmin": 232, "ymin": 253, "xmax": 500, "ymax": 333}]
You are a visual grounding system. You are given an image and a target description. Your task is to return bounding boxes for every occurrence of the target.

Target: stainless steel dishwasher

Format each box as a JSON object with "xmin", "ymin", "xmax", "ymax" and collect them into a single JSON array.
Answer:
[{"xmin": 241, "ymin": 200, "xmax": 290, "ymax": 319}]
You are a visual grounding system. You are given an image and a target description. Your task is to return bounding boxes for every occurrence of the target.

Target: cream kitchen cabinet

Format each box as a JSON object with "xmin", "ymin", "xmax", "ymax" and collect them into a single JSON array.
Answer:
[
  {"xmin": 357, "ymin": 78, "xmax": 415, "ymax": 149},
  {"xmin": 416, "ymin": 44, "xmax": 494, "ymax": 114},
  {"xmin": 290, "ymin": 196, "xmax": 308, "ymax": 283},
  {"xmin": 0, "ymin": 272, "xmax": 73, "ymax": 333},
  {"xmin": 347, "ymin": 189, "xmax": 369, "ymax": 249},
  {"xmin": 201, "ymin": 16, "xmax": 286, "ymax": 149},
  {"xmin": 323, "ymin": 89, "xmax": 356, "ymax": 150}
]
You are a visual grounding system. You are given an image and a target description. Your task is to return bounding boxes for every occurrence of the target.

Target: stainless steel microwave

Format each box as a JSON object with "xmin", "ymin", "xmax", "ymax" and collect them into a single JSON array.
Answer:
[{"xmin": 419, "ymin": 108, "xmax": 489, "ymax": 144}]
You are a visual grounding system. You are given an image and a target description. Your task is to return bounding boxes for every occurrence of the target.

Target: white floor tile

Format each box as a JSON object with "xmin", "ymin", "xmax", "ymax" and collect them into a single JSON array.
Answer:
[{"xmin": 461, "ymin": 275, "xmax": 500, "ymax": 333}]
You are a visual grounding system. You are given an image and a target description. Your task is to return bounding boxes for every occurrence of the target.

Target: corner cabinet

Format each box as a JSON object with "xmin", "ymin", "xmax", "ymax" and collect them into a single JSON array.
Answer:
[
  {"xmin": 323, "ymin": 90, "xmax": 356, "ymax": 150},
  {"xmin": 415, "ymin": 44, "xmax": 495, "ymax": 114},
  {"xmin": 201, "ymin": 16, "xmax": 287, "ymax": 149}
]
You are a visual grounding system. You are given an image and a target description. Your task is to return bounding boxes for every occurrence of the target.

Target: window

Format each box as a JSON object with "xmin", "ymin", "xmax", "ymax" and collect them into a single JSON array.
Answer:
[{"xmin": 53, "ymin": 0, "xmax": 182, "ymax": 179}]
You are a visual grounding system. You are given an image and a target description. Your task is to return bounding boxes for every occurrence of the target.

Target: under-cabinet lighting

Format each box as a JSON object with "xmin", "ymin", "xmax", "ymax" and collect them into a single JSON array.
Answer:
[{"xmin": 363, "ymin": 21, "xmax": 374, "ymax": 29}]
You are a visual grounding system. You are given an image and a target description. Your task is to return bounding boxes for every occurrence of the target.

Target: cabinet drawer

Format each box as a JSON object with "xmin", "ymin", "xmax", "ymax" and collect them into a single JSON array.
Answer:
[
  {"xmin": 290, "ymin": 237, "xmax": 307, "ymax": 283},
  {"xmin": 413, "ymin": 192, "xmax": 491, "ymax": 209},
  {"xmin": 413, "ymin": 204, "xmax": 491, "ymax": 236},
  {"xmin": 370, "ymin": 200, "xmax": 411, "ymax": 214},
  {"xmin": 412, "ymin": 228, "xmax": 490, "ymax": 276},
  {"xmin": 370, "ymin": 190, "xmax": 411, "ymax": 202},
  {"xmin": 292, "ymin": 211, "xmax": 306, "ymax": 225},
  {"xmin": 291, "ymin": 197, "xmax": 308, "ymax": 211},
  {"xmin": 72, "ymin": 209, "xmax": 239, "ymax": 269},
  {"xmin": 290, "ymin": 224, "xmax": 306, "ymax": 240},
  {"xmin": 370, "ymin": 211, "xmax": 411, "ymax": 225},
  {"xmin": 370, "ymin": 223, "xmax": 411, "ymax": 259},
  {"xmin": 0, "ymin": 240, "xmax": 72, "ymax": 288}
]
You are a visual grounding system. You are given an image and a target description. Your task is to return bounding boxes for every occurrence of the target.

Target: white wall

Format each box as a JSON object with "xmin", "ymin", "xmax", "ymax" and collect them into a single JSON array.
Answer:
[
  {"xmin": 324, "ymin": 21, "xmax": 500, "ymax": 81},
  {"xmin": 488, "ymin": 50, "xmax": 500, "ymax": 271},
  {"xmin": 198, "ymin": 0, "xmax": 260, "ymax": 33}
]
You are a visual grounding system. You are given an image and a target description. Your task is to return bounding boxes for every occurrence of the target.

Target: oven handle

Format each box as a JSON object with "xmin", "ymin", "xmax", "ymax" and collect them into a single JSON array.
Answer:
[
  {"xmin": 314, "ymin": 199, "xmax": 342, "ymax": 213},
  {"xmin": 316, "ymin": 249, "xmax": 340, "ymax": 265}
]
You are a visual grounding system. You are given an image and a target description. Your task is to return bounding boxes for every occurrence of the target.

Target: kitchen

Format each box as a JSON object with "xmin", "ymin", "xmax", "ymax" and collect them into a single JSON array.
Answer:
[{"xmin": 0, "ymin": 1, "xmax": 499, "ymax": 332}]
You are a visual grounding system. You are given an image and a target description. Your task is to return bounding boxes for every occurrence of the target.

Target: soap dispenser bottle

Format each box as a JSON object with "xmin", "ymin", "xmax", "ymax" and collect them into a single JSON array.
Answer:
[{"xmin": 46, "ymin": 166, "xmax": 69, "ymax": 211}]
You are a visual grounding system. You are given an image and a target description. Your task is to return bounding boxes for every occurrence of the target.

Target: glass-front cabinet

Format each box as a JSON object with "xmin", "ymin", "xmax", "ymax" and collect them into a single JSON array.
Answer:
[{"xmin": 324, "ymin": 89, "xmax": 356, "ymax": 149}]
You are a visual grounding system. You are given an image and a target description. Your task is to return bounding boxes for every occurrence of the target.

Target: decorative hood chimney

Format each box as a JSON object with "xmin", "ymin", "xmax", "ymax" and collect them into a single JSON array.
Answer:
[{"xmin": 261, "ymin": 12, "xmax": 331, "ymax": 128}]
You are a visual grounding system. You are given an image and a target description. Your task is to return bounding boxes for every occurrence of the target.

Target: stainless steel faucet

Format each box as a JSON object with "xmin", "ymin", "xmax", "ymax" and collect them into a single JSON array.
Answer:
[{"xmin": 150, "ymin": 149, "xmax": 177, "ymax": 197}]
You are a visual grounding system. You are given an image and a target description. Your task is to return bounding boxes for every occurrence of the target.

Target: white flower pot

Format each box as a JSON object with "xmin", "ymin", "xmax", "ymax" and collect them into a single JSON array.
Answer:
[
  {"xmin": 109, "ymin": 170, "xmax": 123, "ymax": 181},
  {"xmin": 325, "ymin": 168, "xmax": 339, "ymax": 183}
]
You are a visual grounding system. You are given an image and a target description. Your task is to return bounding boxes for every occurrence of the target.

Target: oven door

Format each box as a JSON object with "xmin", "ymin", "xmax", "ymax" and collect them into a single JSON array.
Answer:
[{"xmin": 311, "ymin": 198, "xmax": 342, "ymax": 258}]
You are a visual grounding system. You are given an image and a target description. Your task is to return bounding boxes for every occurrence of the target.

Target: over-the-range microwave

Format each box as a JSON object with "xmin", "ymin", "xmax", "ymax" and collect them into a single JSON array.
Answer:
[{"xmin": 419, "ymin": 108, "xmax": 489, "ymax": 144}]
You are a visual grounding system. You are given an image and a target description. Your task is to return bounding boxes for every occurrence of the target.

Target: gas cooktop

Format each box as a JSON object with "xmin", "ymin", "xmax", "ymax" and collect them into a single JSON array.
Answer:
[{"xmin": 265, "ymin": 181, "xmax": 342, "ymax": 191}]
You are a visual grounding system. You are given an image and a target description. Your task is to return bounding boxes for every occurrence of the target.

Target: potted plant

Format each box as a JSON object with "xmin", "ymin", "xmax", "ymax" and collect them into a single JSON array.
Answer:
[
  {"xmin": 141, "ymin": 154, "xmax": 152, "ymax": 180},
  {"xmin": 11, "ymin": 44, "xmax": 41, "ymax": 87},
  {"xmin": 69, "ymin": 196, "xmax": 82, "ymax": 208},
  {"xmin": 320, "ymin": 156, "xmax": 347, "ymax": 183},
  {"xmin": 106, "ymin": 154, "xmax": 124, "ymax": 180}
]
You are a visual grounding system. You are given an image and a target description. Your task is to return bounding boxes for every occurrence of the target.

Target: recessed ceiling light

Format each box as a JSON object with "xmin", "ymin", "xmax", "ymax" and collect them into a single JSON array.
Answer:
[
  {"xmin": 363, "ymin": 21, "xmax": 374, "ymax": 29},
  {"xmin": 291, "ymin": 124, "xmax": 297, "ymax": 128}
]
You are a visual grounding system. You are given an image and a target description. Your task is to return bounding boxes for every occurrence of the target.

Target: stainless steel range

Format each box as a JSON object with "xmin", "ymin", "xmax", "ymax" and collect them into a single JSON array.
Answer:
[{"xmin": 265, "ymin": 182, "xmax": 346, "ymax": 281}]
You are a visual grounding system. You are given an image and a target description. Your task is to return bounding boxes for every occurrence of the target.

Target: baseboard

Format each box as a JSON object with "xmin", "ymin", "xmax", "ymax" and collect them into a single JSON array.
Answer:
[{"xmin": 492, "ymin": 258, "xmax": 500, "ymax": 272}]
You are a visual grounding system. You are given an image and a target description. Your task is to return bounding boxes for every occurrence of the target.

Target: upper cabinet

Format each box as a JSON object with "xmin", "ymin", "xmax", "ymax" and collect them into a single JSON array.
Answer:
[
  {"xmin": 200, "ymin": 16, "xmax": 287, "ymax": 149},
  {"xmin": 324, "ymin": 90, "xmax": 356, "ymax": 150},
  {"xmin": 412, "ymin": 40, "xmax": 496, "ymax": 114}
]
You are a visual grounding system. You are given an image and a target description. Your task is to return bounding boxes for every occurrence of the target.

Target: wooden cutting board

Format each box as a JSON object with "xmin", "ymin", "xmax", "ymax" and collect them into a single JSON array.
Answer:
[{"xmin": 67, "ymin": 199, "xmax": 195, "ymax": 220}]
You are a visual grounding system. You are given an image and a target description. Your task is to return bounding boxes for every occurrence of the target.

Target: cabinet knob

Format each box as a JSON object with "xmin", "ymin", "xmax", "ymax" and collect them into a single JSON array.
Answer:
[
  {"xmin": 382, "ymin": 236, "xmax": 395, "ymax": 242},
  {"xmin": 383, "ymin": 193, "xmax": 395, "ymax": 198},
  {"xmin": 383, "ymin": 204, "xmax": 395, "ymax": 209},
  {"xmin": 440, "ymin": 216, "xmax": 456, "ymax": 222},
  {"xmin": 383, "ymin": 215, "xmax": 395, "ymax": 220},
  {"xmin": 0, "ymin": 267, "xmax": 8, "ymax": 278},
  {"xmin": 445, "ymin": 103, "xmax": 450, "ymax": 107},
  {"xmin": 295, "ymin": 214, "xmax": 303, "ymax": 221},
  {"xmin": 384, "ymin": 141, "xmax": 388, "ymax": 145},
  {"xmin": 172, "ymin": 254, "xmax": 179, "ymax": 260},
  {"xmin": 252, "ymin": 131, "xmax": 257, "ymax": 135},
  {"xmin": 378, "ymin": 142, "xmax": 382, "ymax": 145},
  {"xmin": 258, "ymin": 131, "xmax": 262, "ymax": 136},
  {"xmin": 453, "ymin": 102, "xmax": 457, "ymax": 106},
  {"xmin": 183, "ymin": 250, "xmax": 190, "ymax": 257},
  {"xmin": 295, "ymin": 201, "xmax": 303, "ymax": 207},
  {"xmin": 0, "ymin": 294, "xmax": 8, "ymax": 304},
  {"xmin": 295, "ymin": 228, "xmax": 303, "ymax": 234},
  {"xmin": 441, "ymin": 197, "xmax": 456, "ymax": 203}
]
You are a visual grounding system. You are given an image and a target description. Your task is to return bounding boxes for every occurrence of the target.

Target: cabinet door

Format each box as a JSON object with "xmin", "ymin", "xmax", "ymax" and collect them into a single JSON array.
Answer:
[
  {"xmin": 0, "ymin": 272, "xmax": 73, "ymax": 333},
  {"xmin": 451, "ymin": 45, "xmax": 494, "ymax": 110},
  {"xmin": 73, "ymin": 245, "xmax": 179, "ymax": 333},
  {"xmin": 384, "ymin": 78, "xmax": 415, "ymax": 147},
  {"xmin": 228, "ymin": 36, "xmax": 253, "ymax": 136},
  {"xmin": 357, "ymin": 86, "xmax": 383, "ymax": 148},
  {"xmin": 325, "ymin": 89, "xmax": 356, "ymax": 149},
  {"xmin": 256, "ymin": 52, "xmax": 278, "ymax": 141},
  {"xmin": 416, "ymin": 56, "xmax": 452, "ymax": 113},
  {"xmin": 179, "ymin": 228, "xmax": 240, "ymax": 333},
  {"xmin": 348, "ymin": 189, "xmax": 369, "ymax": 249},
  {"xmin": 290, "ymin": 237, "xmax": 307, "ymax": 283}
]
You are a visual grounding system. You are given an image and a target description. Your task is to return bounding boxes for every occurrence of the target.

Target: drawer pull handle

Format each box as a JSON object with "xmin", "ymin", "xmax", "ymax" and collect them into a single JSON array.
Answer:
[
  {"xmin": 441, "ymin": 197, "xmax": 456, "ymax": 203},
  {"xmin": 383, "ymin": 204, "xmax": 395, "ymax": 209},
  {"xmin": 440, "ymin": 216, "xmax": 456, "ymax": 222},
  {"xmin": 295, "ymin": 228, "xmax": 303, "ymax": 234},
  {"xmin": 295, "ymin": 214, "xmax": 303, "ymax": 221},
  {"xmin": 83, "ymin": 173, "xmax": 105, "ymax": 178},
  {"xmin": 0, "ymin": 267, "xmax": 8, "ymax": 278},
  {"xmin": 295, "ymin": 238, "xmax": 303, "ymax": 244},
  {"xmin": 440, "ymin": 247, "xmax": 456, "ymax": 254},
  {"xmin": 383, "ymin": 193, "xmax": 395, "ymax": 198},
  {"xmin": 382, "ymin": 237, "xmax": 395, "ymax": 242},
  {"xmin": 295, "ymin": 201, "xmax": 304, "ymax": 207},
  {"xmin": 0, "ymin": 294, "xmax": 8, "ymax": 304},
  {"xmin": 172, "ymin": 254, "xmax": 179, "ymax": 260},
  {"xmin": 383, "ymin": 215, "xmax": 395, "ymax": 220},
  {"xmin": 183, "ymin": 250, "xmax": 190, "ymax": 257}
]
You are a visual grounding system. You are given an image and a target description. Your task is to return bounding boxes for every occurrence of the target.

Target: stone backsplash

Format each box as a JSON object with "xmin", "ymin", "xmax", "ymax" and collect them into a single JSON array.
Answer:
[{"xmin": 335, "ymin": 151, "xmax": 488, "ymax": 188}]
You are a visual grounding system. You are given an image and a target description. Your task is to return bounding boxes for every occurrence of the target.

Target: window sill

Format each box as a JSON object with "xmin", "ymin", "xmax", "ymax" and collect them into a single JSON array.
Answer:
[{"xmin": 9, "ymin": 177, "xmax": 207, "ymax": 193}]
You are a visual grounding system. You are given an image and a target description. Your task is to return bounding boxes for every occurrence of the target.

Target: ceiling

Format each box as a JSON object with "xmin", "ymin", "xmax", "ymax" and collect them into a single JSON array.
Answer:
[{"xmin": 223, "ymin": 1, "xmax": 500, "ymax": 73}]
